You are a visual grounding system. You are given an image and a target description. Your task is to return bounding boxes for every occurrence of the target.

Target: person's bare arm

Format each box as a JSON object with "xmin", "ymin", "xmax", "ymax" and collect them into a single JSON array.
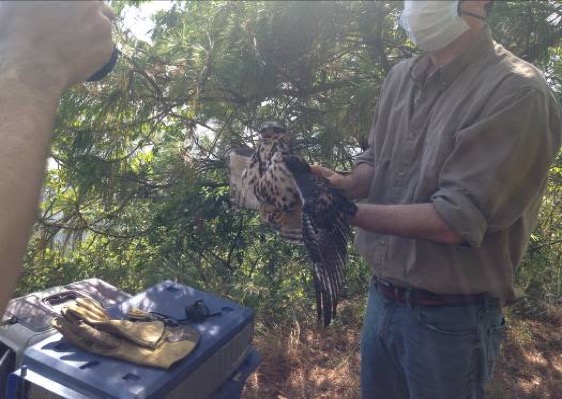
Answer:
[
  {"xmin": 0, "ymin": 1, "xmax": 114, "ymax": 311},
  {"xmin": 352, "ymin": 203, "xmax": 464, "ymax": 244},
  {"xmin": 311, "ymin": 163, "xmax": 463, "ymax": 244}
]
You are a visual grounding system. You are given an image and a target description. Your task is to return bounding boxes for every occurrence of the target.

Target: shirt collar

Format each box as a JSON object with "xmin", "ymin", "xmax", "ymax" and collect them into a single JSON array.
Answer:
[{"xmin": 410, "ymin": 28, "xmax": 495, "ymax": 89}]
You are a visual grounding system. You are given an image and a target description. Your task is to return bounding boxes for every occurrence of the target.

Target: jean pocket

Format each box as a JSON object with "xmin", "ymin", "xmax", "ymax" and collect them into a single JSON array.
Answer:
[
  {"xmin": 415, "ymin": 305, "xmax": 478, "ymax": 336},
  {"xmin": 485, "ymin": 316, "xmax": 507, "ymax": 378}
]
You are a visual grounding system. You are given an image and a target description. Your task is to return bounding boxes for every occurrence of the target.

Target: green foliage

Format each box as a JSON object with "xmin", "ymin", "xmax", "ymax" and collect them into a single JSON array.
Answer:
[{"xmin": 18, "ymin": 1, "xmax": 562, "ymax": 319}]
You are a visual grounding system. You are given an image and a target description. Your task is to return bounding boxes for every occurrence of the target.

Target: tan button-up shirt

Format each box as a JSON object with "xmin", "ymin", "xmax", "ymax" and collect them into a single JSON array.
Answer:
[{"xmin": 354, "ymin": 29, "xmax": 562, "ymax": 303}]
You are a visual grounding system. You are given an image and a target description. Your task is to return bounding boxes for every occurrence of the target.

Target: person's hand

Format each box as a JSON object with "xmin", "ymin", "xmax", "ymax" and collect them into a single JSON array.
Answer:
[
  {"xmin": 0, "ymin": 1, "xmax": 115, "ymax": 92},
  {"xmin": 310, "ymin": 165, "xmax": 349, "ymax": 191}
]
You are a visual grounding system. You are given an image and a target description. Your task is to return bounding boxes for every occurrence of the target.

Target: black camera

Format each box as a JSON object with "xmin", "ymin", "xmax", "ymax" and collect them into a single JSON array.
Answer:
[{"xmin": 85, "ymin": 47, "xmax": 119, "ymax": 82}]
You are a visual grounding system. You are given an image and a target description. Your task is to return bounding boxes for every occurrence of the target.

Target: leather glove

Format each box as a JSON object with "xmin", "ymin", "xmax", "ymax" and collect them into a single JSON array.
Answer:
[
  {"xmin": 61, "ymin": 297, "xmax": 165, "ymax": 349},
  {"xmin": 52, "ymin": 298, "xmax": 200, "ymax": 369}
]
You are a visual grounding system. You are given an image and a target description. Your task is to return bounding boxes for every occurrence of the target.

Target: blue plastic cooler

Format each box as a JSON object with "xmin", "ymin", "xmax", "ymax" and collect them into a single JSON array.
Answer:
[{"xmin": 6, "ymin": 281, "xmax": 258, "ymax": 399}]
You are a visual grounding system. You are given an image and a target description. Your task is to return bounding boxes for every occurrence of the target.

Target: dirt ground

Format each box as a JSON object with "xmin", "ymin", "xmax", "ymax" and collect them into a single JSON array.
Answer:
[
  {"xmin": 487, "ymin": 309, "xmax": 562, "ymax": 399},
  {"xmin": 241, "ymin": 302, "xmax": 562, "ymax": 399}
]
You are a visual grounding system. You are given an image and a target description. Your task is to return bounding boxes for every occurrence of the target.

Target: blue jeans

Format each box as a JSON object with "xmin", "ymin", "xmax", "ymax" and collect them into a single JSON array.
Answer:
[{"xmin": 360, "ymin": 280, "xmax": 506, "ymax": 399}]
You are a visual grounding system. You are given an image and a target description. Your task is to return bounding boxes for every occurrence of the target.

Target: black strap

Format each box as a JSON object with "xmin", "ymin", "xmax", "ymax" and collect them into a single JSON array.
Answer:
[
  {"xmin": 127, "ymin": 299, "xmax": 221, "ymax": 326},
  {"xmin": 126, "ymin": 310, "xmax": 182, "ymax": 327},
  {"xmin": 184, "ymin": 300, "xmax": 221, "ymax": 322}
]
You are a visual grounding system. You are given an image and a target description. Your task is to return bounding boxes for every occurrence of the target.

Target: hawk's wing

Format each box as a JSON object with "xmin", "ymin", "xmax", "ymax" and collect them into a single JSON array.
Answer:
[{"xmin": 283, "ymin": 155, "xmax": 357, "ymax": 327}]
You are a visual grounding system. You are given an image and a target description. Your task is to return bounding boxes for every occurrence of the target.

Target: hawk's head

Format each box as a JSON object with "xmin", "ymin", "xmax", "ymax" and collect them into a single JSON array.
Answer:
[{"xmin": 259, "ymin": 121, "xmax": 288, "ymax": 143}]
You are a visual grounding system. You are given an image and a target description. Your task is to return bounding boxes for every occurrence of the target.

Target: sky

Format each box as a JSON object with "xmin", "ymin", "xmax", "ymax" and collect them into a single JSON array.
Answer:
[{"xmin": 121, "ymin": 1, "xmax": 175, "ymax": 42}]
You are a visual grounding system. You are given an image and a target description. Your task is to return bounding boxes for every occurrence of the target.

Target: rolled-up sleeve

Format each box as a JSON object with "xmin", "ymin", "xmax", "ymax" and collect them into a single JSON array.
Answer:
[{"xmin": 432, "ymin": 86, "xmax": 562, "ymax": 247}]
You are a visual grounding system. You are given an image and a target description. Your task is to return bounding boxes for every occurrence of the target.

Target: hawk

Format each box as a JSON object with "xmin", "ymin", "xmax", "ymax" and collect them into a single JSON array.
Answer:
[{"xmin": 241, "ymin": 121, "xmax": 357, "ymax": 326}]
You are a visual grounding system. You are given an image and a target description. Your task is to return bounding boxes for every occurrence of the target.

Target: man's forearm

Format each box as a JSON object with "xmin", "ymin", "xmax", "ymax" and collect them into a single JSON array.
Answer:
[
  {"xmin": 0, "ymin": 70, "xmax": 61, "ymax": 311},
  {"xmin": 343, "ymin": 163, "xmax": 374, "ymax": 200},
  {"xmin": 351, "ymin": 202, "xmax": 464, "ymax": 244}
]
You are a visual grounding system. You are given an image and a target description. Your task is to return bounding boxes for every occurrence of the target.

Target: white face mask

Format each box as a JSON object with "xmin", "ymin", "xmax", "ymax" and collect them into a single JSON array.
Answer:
[{"xmin": 399, "ymin": 0, "xmax": 469, "ymax": 52}]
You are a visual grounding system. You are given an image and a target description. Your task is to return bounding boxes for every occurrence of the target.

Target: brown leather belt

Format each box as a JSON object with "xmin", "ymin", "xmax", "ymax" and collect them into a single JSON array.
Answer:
[{"xmin": 374, "ymin": 278, "xmax": 487, "ymax": 306}]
